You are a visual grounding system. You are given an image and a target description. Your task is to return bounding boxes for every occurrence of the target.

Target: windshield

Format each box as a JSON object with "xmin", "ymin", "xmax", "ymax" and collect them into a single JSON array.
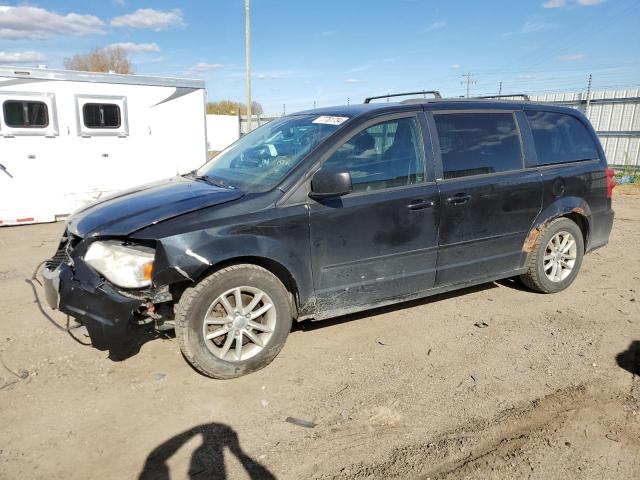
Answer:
[{"xmin": 196, "ymin": 114, "xmax": 347, "ymax": 191}]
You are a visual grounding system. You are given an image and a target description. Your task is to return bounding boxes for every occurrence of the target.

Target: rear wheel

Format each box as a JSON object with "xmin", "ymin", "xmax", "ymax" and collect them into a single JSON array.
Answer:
[
  {"xmin": 520, "ymin": 217, "xmax": 584, "ymax": 294},
  {"xmin": 175, "ymin": 264, "xmax": 292, "ymax": 379}
]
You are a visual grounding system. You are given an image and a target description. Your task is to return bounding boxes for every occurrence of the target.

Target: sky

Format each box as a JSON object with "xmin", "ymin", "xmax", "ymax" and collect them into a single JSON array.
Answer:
[{"xmin": 0, "ymin": 0, "xmax": 638, "ymax": 114}]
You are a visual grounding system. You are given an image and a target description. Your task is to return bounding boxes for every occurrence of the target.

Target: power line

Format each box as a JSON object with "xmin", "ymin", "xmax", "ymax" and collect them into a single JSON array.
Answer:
[{"xmin": 461, "ymin": 72, "xmax": 477, "ymax": 98}]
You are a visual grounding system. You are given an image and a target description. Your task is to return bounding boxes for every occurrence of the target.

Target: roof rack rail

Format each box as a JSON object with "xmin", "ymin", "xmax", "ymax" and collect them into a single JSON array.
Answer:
[
  {"xmin": 364, "ymin": 90, "xmax": 442, "ymax": 104},
  {"xmin": 474, "ymin": 94, "xmax": 531, "ymax": 101}
]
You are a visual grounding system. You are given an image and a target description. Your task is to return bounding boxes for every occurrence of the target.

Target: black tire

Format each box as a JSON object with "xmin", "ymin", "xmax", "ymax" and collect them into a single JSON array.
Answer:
[
  {"xmin": 175, "ymin": 264, "xmax": 293, "ymax": 379},
  {"xmin": 520, "ymin": 217, "xmax": 584, "ymax": 294}
]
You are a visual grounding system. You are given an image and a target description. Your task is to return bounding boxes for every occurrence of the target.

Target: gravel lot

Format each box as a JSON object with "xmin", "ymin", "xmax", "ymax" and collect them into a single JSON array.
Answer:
[{"xmin": 1, "ymin": 187, "xmax": 639, "ymax": 480}]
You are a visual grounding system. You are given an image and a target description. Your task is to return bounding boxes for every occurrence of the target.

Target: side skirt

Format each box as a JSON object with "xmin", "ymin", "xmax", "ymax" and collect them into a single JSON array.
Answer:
[{"xmin": 300, "ymin": 268, "xmax": 529, "ymax": 322}]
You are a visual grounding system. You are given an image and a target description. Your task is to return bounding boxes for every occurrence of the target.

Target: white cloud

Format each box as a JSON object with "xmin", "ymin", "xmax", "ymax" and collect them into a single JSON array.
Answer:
[
  {"xmin": 426, "ymin": 21, "xmax": 446, "ymax": 32},
  {"xmin": 451, "ymin": 64, "xmax": 461, "ymax": 69},
  {"xmin": 0, "ymin": 6, "xmax": 105, "ymax": 40},
  {"xmin": 543, "ymin": 0, "xmax": 603, "ymax": 7},
  {"xmin": 501, "ymin": 21, "xmax": 554, "ymax": 37},
  {"xmin": 188, "ymin": 62, "xmax": 224, "ymax": 73},
  {"xmin": 556, "ymin": 53, "xmax": 586, "ymax": 61},
  {"xmin": 346, "ymin": 78, "xmax": 366, "ymax": 84},
  {"xmin": 107, "ymin": 42, "xmax": 160, "ymax": 53},
  {"xmin": 0, "ymin": 50, "xmax": 46, "ymax": 63},
  {"xmin": 347, "ymin": 64, "xmax": 372, "ymax": 74},
  {"xmin": 111, "ymin": 8, "xmax": 184, "ymax": 31},
  {"xmin": 543, "ymin": 0, "xmax": 565, "ymax": 7},
  {"xmin": 256, "ymin": 70, "xmax": 295, "ymax": 80}
]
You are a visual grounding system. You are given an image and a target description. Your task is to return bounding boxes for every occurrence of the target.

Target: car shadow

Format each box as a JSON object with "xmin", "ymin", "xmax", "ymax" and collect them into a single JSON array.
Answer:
[
  {"xmin": 616, "ymin": 340, "xmax": 640, "ymax": 376},
  {"xmin": 292, "ymin": 280, "xmax": 511, "ymax": 333},
  {"xmin": 138, "ymin": 422, "xmax": 275, "ymax": 480},
  {"xmin": 107, "ymin": 327, "xmax": 175, "ymax": 361}
]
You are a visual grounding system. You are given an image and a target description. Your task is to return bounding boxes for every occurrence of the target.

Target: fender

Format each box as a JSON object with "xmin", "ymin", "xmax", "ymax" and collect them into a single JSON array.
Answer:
[
  {"xmin": 522, "ymin": 196, "xmax": 592, "ymax": 253},
  {"xmin": 139, "ymin": 210, "xmax": 316, "ymax": 317}
]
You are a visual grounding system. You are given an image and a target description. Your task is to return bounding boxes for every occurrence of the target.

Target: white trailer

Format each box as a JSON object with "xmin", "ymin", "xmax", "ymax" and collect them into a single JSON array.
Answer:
[{"xmin": 0, "ymin": 66, "xmax": 207, "ymax": 226}]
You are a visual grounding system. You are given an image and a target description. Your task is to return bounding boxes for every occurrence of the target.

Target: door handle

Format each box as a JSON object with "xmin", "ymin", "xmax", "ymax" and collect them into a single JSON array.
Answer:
[
  {"xmin": 446, "ymin": 193, "xmax": 471, "ymax": 205},
  {"xmin": 407, "ymin": 199, "xmax": 435, "ymax": 211}
]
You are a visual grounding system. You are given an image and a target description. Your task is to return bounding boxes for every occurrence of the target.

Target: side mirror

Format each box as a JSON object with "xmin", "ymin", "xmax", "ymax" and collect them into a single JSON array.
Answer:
[{"xmin": 309, "ymin": 169, "xmax": 352, "ymax": 199}]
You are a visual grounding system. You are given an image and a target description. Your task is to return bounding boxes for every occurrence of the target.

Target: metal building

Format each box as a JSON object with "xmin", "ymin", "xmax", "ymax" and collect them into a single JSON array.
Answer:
[{"xmin": 530, "ymin": 90, "xmax": 640, "ymax": 167}]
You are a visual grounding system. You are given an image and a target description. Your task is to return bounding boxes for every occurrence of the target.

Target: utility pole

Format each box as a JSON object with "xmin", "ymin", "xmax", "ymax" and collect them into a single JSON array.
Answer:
[
  {"xmin": 313, "ymin": 100, "xmax": 316, "ymax": 109},
  {"xmin": 461, "ymin": 72, "xmax": 476, "ymax": 98},
  {"xmin": 244, "ymin": 0, "xmax": 252, "ymax": 132},
  {"xmin": 498, "ymin": 81, "xmax": 503, "ymax": 96},
  {"xmin": 585, "ymin": 73, "xmax": 593, "ymax": 117},
  {"xmin": 282, "ymin": 104, "xmax": 286, "ymax": 116}
]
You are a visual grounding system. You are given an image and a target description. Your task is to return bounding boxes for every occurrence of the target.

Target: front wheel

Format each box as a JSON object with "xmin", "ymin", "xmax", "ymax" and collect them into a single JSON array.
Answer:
[
  {"xmin": 520, "ymin": 217, "xmax": 584, "ymax": 294},
  {"xmin": 175, "ymin": 264, "xmax": 293, "ymax": 379}
]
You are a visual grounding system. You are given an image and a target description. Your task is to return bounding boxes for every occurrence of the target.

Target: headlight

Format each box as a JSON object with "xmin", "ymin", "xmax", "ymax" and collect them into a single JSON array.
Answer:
[{"xmin": 84, "ymin": 241, "xmax": 155, "ymax": 289}]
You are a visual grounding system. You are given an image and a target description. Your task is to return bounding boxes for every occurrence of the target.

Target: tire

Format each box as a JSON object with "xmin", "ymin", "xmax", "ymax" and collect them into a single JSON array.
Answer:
[
  {"xmin": 520, "ymin": 217, "xmax": 584, "ymax": 294},
  {"xmin": 175, "ymin": 264, "xmax": 293, "ymax": 379}
]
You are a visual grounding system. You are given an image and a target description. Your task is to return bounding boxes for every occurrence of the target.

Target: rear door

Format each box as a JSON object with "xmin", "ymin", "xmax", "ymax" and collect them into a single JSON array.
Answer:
[
  {"xmin": 0, "ymin": 93, "xmax": 59, "ymax": 224},
  {"xmin": 308, "ymin": 112, "xmax": 440, "ymax": 313},
  {"xmin": 430, "ymin": 110, "xmax": 543, "ymax": 285}
]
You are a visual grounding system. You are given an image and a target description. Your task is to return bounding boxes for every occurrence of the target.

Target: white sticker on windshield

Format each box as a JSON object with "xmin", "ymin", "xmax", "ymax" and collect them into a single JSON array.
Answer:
[{"xmin": 312, "ymin": 115, "xmax": 349, "ymax": 125}]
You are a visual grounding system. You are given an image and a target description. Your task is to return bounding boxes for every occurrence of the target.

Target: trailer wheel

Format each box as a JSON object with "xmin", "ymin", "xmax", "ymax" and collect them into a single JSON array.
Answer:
[
  {"xmin": 175, "ymin": 264, "xmax": 292, "ymax": 379},
  {"xmin": 521, "ymin": 217, "xmax": 584, "ymax": 294}
]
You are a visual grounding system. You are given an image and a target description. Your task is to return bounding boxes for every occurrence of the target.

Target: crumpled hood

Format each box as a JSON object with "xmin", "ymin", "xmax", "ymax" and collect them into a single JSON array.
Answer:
[{"xmin": 67, "ymin": 176, "xmax": 244, "ymax": 237}]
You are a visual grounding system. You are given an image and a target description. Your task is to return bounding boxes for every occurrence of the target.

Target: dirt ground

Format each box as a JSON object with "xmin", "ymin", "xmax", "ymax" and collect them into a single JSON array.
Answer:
[{"xmin": 1, "ymin": 187, "xmax": 639, "ymax": 480}]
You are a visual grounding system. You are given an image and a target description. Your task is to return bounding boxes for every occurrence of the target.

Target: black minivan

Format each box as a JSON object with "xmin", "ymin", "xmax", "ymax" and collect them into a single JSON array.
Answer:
[{"xmin": 43, "ymin": 92, "xmax": 615, "ymax": 378}]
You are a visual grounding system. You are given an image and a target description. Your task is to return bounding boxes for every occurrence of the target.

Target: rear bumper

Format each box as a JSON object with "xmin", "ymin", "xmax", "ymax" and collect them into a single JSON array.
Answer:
[{"xmin": 43, "ymin": 262, "xmax": 142, "ymax": 350}]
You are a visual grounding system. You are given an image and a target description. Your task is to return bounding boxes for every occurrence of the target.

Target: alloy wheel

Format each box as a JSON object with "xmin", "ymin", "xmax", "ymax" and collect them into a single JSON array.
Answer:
[
  {"xmin": 543, "ymin": 231, "xmax": 577, "ymax": 282},
  {"xmin": 202, "ymin": 286, "xmax": 276, "ymax": 361}
]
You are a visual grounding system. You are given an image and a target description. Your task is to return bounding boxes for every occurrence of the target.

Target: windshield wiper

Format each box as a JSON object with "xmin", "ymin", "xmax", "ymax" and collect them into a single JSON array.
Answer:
[{"xmin": 185, "ymin": 171, "xmax": 236, "ymax": 189}]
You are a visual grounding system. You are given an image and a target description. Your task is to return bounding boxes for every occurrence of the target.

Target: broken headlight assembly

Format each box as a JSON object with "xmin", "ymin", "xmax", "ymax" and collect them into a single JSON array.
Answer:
[{"xmin": 84, "ymin": 240, "xmax": 155, "ymax": 289}]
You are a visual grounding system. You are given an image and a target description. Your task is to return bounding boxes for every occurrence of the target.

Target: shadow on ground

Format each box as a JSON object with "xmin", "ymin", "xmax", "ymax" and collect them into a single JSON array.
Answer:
[
  {"xmin": 616, "ymin": 340, "xmax": 640, "ymax": 375},
  {"xmin": 138, "ymin": 423, "xmax": 275, "ymax": 480}
]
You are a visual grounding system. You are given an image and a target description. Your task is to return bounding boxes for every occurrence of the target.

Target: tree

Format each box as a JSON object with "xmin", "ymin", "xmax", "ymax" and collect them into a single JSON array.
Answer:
[
  {"xmin": 64, "ymin": 47, "xmax": 134, "ymax": 74},
  {"xmin": 207, "ymin": 100, "xmax": 264, "ymax": 116}
]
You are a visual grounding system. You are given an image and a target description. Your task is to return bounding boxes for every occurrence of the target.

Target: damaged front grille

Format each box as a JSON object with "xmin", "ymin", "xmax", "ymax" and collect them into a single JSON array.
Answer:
[{"xmin": 45, "ymin": 231, "xmax": 80, "ymax": 270}]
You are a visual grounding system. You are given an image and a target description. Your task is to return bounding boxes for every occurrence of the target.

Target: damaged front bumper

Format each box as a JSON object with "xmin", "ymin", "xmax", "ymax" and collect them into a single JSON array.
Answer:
[{"xmin": 42, "ymin": 243, "xmax": 147, "ymax": 351}]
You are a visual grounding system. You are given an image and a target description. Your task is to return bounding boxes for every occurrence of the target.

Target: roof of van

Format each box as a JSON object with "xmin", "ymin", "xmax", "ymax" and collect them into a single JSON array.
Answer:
[
  {"xmin": 0, "ymin": 66, "xmax": 205, "ymax": 89},
  {"xmin": 296, "ymin": 98, "xmax": 576, "ymax": 118}
]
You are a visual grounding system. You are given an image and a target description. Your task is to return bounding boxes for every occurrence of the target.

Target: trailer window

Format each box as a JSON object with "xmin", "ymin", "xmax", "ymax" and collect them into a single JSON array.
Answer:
[
  {"xmin": 83, "ymin": 103, "xmax": 121, "ymax": 129},
  {"xmin": 3, "ymin": 100, "xmax": 49, "ymax": 128}
]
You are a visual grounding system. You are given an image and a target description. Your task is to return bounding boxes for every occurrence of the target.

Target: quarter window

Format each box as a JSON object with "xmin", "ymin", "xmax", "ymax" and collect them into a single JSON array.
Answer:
[
  {"xmin": 83, "ymin": 103, "xmax": 121, "ymax": 129},
  {"xmin": 3, "ymin": 100, "xmax": 49, "ymax": 128},
  {"xmin": 434, "ymin": 113, "xmax": 522, "ymax": 179},
  {"xmin": 526, "ymin": 111, "xmax": 598, "ymax": 165},
  {"xmin": 323, "ymin": 117, "xmax": 424, "ymax": 192}
]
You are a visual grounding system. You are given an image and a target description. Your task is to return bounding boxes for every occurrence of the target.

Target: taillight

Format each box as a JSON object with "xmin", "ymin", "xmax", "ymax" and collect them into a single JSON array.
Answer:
[{"xmin": 605, "ymin": 167, "xmax": 616, "ymax": 198}]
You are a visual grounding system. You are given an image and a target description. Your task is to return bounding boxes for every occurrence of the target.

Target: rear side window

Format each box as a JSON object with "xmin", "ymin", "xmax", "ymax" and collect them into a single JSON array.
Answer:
[
  {"xmin": 83, "ymin": 103, "xmax": 121, "ymax": 129},
  {"xmin": 323, "ymin": 117, "xmax": 424, "ymax": 192},
  {"xmin": 3, "ymin": 100, "xmax": 49, "ymax": 128},
  {"xmin": 434, "ymin": 113, "xmax": 522, "ymax": 179},
  {"xmin": 526, "ymin": 111, "xmax": 598, "ymax": 165}
]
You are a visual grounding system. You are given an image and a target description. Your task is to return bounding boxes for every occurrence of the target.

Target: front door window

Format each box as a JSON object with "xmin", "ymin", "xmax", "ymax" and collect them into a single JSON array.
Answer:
[{"xmin": 323, "ymin": 117, "xmax": 424, "ymax": 192}]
